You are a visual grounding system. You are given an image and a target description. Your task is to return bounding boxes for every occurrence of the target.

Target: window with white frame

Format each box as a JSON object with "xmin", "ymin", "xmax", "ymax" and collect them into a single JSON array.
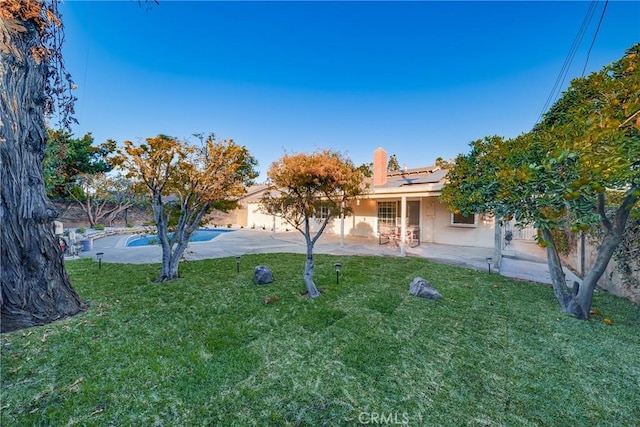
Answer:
[
  {"xmin": 377, "ymin": 201, "xmax": 397, "ymax": 227},
  {"xmin": 317, "ymin": 204, "xmax": 330, "ymax": 220},
  {"xmin": 451, "ymin": 212, "xmax": 477, "ymax": 227}
]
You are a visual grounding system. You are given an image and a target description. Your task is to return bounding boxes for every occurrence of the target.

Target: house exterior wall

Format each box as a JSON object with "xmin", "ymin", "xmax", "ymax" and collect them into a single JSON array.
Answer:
[
  {"xmin": 430, "ymin": 199, "xmax": 495, "ymax": 248},
  {"xmin": 246, "ymin": 203, "xmax": 289, "ymax": 231},
  {"xmin": 245, "ymin": 196, "xmax": 495, "ymax": 248},
  {"xmin": 347, "ymin": 198, "xmax": 378, "ymax": 237},
  {"xmin": 563, "ymin": 237, "xmax": 640, "ymax": 304}
]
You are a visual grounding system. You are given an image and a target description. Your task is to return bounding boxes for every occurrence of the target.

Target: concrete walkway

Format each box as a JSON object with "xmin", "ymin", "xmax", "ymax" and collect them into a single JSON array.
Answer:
[{"xmin": 73, "ymin": 228, "xmax": 581, "ymax": 286}]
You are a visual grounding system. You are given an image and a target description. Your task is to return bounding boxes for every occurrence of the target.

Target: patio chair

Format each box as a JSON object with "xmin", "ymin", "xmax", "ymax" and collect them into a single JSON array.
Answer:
[{"xmin": 378, "ymin": 225, "xmax": 398, "ymax": 245}]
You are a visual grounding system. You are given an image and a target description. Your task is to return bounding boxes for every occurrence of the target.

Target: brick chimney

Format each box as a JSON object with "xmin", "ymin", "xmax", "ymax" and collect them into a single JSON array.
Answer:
[{"xmin": 373, "ymin": 147, "xmax": 387, "ymax": 186}]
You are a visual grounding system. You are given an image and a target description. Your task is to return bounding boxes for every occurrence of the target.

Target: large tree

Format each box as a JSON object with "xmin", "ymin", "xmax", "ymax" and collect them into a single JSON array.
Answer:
[
  {"xmin": 66, "ymin": 172, "xmax": 141, "ymax": 227},
  {"xmin": 44, "ymin": 130, "xmax": 114, "ymax": 199},
  {"xmin": 1, "ymin": 1, "xmax": 85, "ymax": 332},
  {"xmin": 117, "ymin": 134, "xmax": 257, "ymax": 282},
  {"xmin": 44, "ymin": 131, "xmax": 139, "ymax": 226},
  {"xmin": 261, "ymin": 149, "xmax": 365, "ymax": 297},
  {"xmin": 387, "ymin": 154, "xmax": 401, "ymax": 172},
  {"xmin": 442, "ymin": 44, "xmax": 640, "ymax": 319}
]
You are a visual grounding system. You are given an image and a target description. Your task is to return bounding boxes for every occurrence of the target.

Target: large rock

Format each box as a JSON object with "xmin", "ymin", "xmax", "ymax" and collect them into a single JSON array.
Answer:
[
  {"xmin": 409, "ymin": 277, "xmax": 442, "ymax": 300},
  {"xmin": 254, "ymin": 265, "xmax": 273, "ymax": 285}
]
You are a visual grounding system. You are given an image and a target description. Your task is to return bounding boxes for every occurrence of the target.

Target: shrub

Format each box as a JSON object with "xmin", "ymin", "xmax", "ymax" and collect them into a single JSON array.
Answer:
[
  {"xmin": 76, "ymin": 227, "xmax": 86, "ymax": 234},
  {"xmin": 93, "ymin": 224, "xmax": 105, "ymax": 231}
]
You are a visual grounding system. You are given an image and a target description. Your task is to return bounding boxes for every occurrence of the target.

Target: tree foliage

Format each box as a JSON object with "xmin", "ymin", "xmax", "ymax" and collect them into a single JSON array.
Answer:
[
  {"xmin": 43, "ymin": 130, "xmax": 141, "ymax": 226},
  {"xmin": 387, "ymin": 154, "xmax": 401, "ymax": 172},
  {"xmin": 261, "ymin": 149, "xmax": 366, "ymax": 297},
  {"xmin": 67, "ymin": 172, "xmax": 143, "ymax": 227},
  {"xmin": 44, "ymin": 129, "xmax": 115, "ymax": 198},
  {"xmin": 116, "ymin": 134, "xmax": 258, "ymax": 282},
  {"xmin": 441, "ymin": 44, "xmax": 640, "ymax": 319}
]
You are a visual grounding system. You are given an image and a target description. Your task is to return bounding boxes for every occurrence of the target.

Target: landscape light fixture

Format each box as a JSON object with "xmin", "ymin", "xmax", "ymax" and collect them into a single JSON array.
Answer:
[
  {"xmin": 334, "ymin": 262, "xmax": 342, "ymax": 284},
  {"xmin": 96, "ymin": 252, "xmax": 104, "ymax": 270},
  {"xmin": 486, "ymin": 257, "xmax": 493, "ymax": 274},
  {"xmin": 235, "ymin": 256, "xmax": 241, "ymax": 273}
]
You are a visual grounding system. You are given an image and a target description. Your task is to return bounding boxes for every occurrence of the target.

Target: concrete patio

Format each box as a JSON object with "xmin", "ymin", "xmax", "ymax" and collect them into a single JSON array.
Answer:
[{"xmin": 71, "ymin": 228, "xmax": 581, "ymax": 286}]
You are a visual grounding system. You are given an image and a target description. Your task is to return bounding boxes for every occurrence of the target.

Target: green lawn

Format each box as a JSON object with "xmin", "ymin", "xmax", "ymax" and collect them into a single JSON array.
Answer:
[{"xmin": 2, "ymin": 254, "xmax": 639, "ymax": 426}]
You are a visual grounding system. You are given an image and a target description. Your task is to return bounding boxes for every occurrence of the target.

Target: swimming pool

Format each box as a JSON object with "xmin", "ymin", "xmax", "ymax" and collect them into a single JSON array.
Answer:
[{"xmin": 126, "ymin": 229, "xmax": 233, "ymax": 247}]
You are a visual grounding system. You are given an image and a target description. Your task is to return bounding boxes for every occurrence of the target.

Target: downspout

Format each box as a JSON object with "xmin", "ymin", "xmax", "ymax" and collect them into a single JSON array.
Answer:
[{"xmin": 400, "ymin": 196, "xmax": 407, "ymax": 256}]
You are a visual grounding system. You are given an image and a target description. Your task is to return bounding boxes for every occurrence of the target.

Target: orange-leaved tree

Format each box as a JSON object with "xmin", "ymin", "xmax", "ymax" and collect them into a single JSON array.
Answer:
[
  {"xmin": 116, "ymin": 134, "xmax": 257, "ymax": 282},
  {"xmin": 261, "ymin": 150, "xmax": 366, "ymax": 297}
]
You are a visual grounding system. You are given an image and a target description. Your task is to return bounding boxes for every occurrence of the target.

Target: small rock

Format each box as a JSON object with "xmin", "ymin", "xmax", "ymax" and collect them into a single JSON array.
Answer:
[
  {"xmin": 254, "ymin": 265, "xmax": 273, "ymax": 285},
  {"xmin": 409, "ymin": 277, "xmax": 442, "ymax": 300}
]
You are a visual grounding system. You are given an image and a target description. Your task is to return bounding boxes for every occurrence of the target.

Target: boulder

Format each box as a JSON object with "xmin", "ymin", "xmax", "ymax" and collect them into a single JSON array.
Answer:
[
  {"xmin": 254, "ymin": 265, "xmax": 273, "ymax": 285},
  {"xmin": 409, "ymin": 277, "xmax": 442, "ymax": 300}
]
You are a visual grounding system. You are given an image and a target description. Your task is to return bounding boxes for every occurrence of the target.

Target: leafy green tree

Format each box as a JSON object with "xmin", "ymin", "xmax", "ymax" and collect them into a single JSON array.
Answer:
[
  {"xmin": 357, "ymin": 162, "xmax": 373, "ymax": 178},
  {"xmin": 260, "ymin": 150, "xmax": 366, "ymax": 297},
  {"xmin": 44, "ymin": 130, "xmax": 115, "ymax": 199},
  {"xmin": 116, "ymin": 134, "xmax": 258, "ymax": 282},
  {"xmin": 387, "ymin": 154, "xmax": 401, "ymax": 171},
  {"xmin": 442, "ymin": 44, "xmax": 640, "ymax": 319},
  {"xmin": 43, "ymin": 130, "xmax": 139, "ymax": 227}
]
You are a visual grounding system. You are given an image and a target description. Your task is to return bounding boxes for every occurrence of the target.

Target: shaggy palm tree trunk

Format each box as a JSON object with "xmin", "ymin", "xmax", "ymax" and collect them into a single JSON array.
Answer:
[{"xmin": 1, "ymin": 14, "xmax": 84, "ymax": 332}]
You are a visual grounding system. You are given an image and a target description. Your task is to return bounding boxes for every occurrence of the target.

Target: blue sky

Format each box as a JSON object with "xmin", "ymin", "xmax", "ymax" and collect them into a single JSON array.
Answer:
[{"xmin": 59, "ymin": 1, "xmax": 640, "ymax": 179}]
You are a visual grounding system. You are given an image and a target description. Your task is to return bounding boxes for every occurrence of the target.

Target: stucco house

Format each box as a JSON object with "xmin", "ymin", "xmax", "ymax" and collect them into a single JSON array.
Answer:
[{"xmin": 228, "ymin": 148, "xmax": 496, "ymax": 252}]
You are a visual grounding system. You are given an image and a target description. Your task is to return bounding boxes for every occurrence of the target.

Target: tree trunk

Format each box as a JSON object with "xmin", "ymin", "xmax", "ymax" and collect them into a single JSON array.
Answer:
[
  {"xmin": 152, "ymin": 197, "xmax": 207, "ymax": 282},
  {"xmin": 1, "ymin": 15, "xmax": 84, "ymax": 332},
  {"xmin": 152, "ymin": 195, "xmax": 176, "ymax": 282},
  {"xmin": 303, "ymin": 249, "xmax": 321, "ymax": 298},
  {"xmin": 302, "ymin": 220, "xmax": 321, "ymax": 297},
  {"xmin": 542, "ymin": 218, "xmax": 627, "ymax": 319},
  {"xmin": 542, "ymin": 229, "xmax": 587, "ymax": 318},
  {"xmin": 157, "ymin": 237, "xmax": 188, "ymax": 282}
]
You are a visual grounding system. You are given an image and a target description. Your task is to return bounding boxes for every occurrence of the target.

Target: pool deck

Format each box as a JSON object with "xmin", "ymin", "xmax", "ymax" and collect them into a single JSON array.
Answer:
[{"xmin": 71, "ymin": 228, "xmax": 581, "ymax": 286}]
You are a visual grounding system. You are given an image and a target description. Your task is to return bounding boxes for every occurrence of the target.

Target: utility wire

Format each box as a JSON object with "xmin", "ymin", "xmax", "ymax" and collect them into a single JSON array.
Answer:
[
  {"xmin": 537, "ymin": 1, "xmax": 598, "ymax": 124},
  {"xmin": 582, "ymin": 0, "xmax": 609, "ymax": 77}
]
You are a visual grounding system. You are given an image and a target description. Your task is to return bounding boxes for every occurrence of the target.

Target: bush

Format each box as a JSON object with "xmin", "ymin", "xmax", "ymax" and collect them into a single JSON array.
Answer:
[
  {"xmin": 126, "ymin": 223, "xmax": 134, "ymax": 228},
  {"xmin": 93, "ymin": 224, "xmax": 105, "ymax": 231},
  {"xmin": 76, "ymin": 227, "xmax": 86, "ymax": 234}
]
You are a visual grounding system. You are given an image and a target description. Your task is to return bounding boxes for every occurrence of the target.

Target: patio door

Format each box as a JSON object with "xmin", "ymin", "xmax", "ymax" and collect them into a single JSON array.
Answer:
[{"xmin": 407, "ymin": 201, "xmax": 420, "ymax": 227}]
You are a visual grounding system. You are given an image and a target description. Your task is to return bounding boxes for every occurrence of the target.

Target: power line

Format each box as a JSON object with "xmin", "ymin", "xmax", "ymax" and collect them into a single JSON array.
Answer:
[
  {"xmin": 582, "ymin": 0, "xmax": 609, "ymax": 77},
  {"xmin": 536, "ymin": 1, "xmax": 598, "ymax": 124}
]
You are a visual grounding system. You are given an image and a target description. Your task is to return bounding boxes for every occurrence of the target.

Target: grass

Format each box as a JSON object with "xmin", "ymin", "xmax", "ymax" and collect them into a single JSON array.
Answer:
[{"xmin": 1, "ymin": 253, "xmax": 639, "ymax": 426}]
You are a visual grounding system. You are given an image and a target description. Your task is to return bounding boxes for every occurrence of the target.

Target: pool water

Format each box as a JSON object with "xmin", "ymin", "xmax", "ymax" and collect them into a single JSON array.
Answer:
[{"xmin": 126, "ymin": 229, "xmax": 233, "ymax": 247}]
